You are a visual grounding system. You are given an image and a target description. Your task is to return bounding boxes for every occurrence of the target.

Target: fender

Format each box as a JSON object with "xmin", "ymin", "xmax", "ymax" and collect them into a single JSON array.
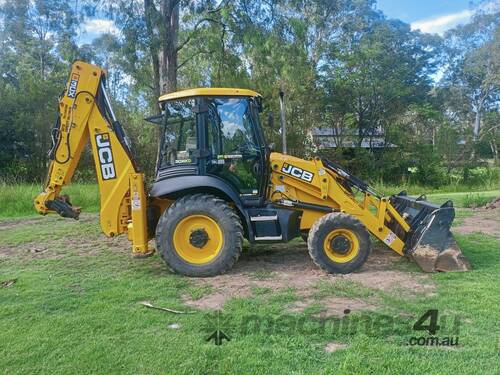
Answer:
[{"xmin": 149, "ymin": 175, "xmax": 255, "ymax": 241}]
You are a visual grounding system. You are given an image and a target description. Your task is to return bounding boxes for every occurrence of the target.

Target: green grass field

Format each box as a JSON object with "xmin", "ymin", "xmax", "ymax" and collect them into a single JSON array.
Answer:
[
  {"xmin": 1, "ymin": 187, "xmax": 499, "ymax": 374},
  {"xmin": 1, "ymin": 182, "xmax": 498, "ymax": 219},
  {"xmin": 0, "ymin": 183, "xmax": 99, "ymax": 219}
]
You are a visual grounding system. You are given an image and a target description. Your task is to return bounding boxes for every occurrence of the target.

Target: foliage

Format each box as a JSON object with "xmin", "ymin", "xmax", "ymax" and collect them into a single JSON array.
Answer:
[
  {"xmin": 0, "ymin": 0, "xmax": 498, "ymax": 187},
  {"xmin": 462, "ymin": 192, "xmax": 496, "ymax": 208}
]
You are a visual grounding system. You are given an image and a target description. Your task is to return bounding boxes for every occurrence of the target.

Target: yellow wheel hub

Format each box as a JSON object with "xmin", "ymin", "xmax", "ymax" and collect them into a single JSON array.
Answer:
[
  {"xmin": 173, "ymin": 215, "xmax": 223, "ymax": 264},
  {"xmin": 323, "ymin": 229, "xmax": 359, "ymax": 263}
]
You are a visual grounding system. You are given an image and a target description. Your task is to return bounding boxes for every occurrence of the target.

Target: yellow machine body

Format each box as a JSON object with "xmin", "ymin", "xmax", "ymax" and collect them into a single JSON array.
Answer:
[
  {"xmin": 268, "ymin": 153, "xmax": 407, "ymax": 255},
  {"xmin": 35, "ymin": 61, "xmax": 470, "ymax": 275}
]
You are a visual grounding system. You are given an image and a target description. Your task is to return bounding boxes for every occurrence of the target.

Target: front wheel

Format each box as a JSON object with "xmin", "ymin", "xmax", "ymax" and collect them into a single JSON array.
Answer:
[
  {"xmin": 307, "ymin": 213, "xmax": 371, "ymax": 274},
  {"xmin": 155, "ymin": 194, "xmax": 243, "ymax": 277}
]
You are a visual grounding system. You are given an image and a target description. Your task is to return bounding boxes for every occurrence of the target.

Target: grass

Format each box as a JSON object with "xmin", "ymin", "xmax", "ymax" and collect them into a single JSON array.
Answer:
[
  {"xmin": 462, "ymin": 193, "xmax": 497, "ymax": 208},
  {"xmin": 424, "ymin": 190, "xmax": 500, "ymax": 208},
  {"xmin": 1, "ymin": 181, "xmax": 498, "ymax": 220},
  {"xmin": 0, "ymin": 182, "xmax": 99, "ymax": 219},
  {"xmin": 1, "ymin": 216, "xmax": 499, "ymax": 374},
  {"xmin": 372, "ymin": 179, "xmax": 500, "ymax": 196}
]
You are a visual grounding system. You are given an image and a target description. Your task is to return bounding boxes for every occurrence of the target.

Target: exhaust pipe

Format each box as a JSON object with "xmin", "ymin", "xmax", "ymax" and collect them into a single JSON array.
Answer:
[{"xmin": 279, "ymin": 90, "xmax": 287, "ymax": 155}]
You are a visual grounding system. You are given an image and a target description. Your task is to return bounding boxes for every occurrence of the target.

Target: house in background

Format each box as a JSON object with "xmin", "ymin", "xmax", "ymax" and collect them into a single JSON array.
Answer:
[{"xmin": 310, "ymin": 127, "xmax": 397, "ymax": 149}]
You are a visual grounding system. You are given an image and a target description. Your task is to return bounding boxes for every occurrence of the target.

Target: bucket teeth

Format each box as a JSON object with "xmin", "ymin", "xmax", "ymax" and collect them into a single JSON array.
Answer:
[
  {"xmin": 435, "ymin": 238, "xmax": 472, "ymax": 272},
  {"xmin": 410, "ymin": 246, "xmax": 439, "ymax": 272},
  {"xmin": 410, "ymin": 237, "xmax": 471, "ymax": 272}
]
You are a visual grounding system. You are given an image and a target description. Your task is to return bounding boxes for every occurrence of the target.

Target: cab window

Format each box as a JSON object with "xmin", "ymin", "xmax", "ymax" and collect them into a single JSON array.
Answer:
[{"xmin": 160, "ymin": 99, "xmax": 197, "ymax": 168}]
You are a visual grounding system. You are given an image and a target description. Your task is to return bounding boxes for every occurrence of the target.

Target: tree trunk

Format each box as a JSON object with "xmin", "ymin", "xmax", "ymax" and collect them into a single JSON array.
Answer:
[
  {"xmin": 357, "ymin": 97, "xmax": 363, "ymax": 147},
  {"xmin": 159, "ymin": 0, "xmax": 179, "ymax": 94},
  {"xmin": 473, "ymin": 106, "xmax": 481, "ymax": 141},
  {"xmin": 144, "ymin": 0, "xmax": 179, "ymax": 99},
  {"xmin": 490, "ymin": 139, "xmax": 498, "ymax": 165},
  {"xmin": 144, "ymin": 0, "xmax": 161, "ymax": 103}
]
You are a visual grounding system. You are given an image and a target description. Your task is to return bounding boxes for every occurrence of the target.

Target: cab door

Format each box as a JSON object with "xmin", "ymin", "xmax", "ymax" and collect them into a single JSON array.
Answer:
[{"xmin": 204, "ymin": 97, "xmax": 265, "ymax": 205}]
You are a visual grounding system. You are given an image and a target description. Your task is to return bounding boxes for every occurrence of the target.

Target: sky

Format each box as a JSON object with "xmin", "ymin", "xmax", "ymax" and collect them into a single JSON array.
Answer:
[
  {"xmin": 79, "ymin": 0, "xmax": 500, "ymax": 43},
  {"xmin": 377, "ymin": 0, "xmax": 499, "ymax": 35}
]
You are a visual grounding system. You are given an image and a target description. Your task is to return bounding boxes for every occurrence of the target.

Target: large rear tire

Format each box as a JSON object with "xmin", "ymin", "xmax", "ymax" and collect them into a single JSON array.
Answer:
[
  {"xmin": 308, "ymin": 213, "xmax": 371, "ymax": 274},
  {"xmin": 155, "ymin": 194, "xmax": 243, "ymax": 277}
]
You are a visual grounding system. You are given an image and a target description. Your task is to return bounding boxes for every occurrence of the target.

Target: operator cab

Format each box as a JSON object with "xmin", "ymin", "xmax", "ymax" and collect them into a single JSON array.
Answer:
[{"xmin": 154, "ymin": 88, "xmax": 269, "ymax": 207}]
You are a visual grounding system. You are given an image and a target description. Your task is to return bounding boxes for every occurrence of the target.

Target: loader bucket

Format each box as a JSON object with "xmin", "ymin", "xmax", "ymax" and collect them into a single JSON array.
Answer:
[{"xmin": 390, "ymin": 192, "xmax": 471, "ymax": 272}]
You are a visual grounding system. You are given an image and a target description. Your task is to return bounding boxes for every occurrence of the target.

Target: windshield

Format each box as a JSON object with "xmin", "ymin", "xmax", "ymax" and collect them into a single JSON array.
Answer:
[{"xmin": 207, "ymin": 98, "xmax": 259, "ymax": 156}]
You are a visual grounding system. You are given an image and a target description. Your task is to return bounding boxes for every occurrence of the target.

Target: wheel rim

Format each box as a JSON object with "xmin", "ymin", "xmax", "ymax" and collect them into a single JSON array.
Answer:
[
  {"xmin": 173, "ymin": 215, "xmax": 223, "ymax": 264},
  {"xmin": 323, "ymin": 229, "xmax": 359, "ymax": 263}
]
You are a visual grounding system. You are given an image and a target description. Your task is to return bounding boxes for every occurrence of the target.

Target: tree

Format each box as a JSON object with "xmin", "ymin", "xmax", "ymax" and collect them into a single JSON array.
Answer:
[
  {"xmin": 0, "ymin": 0, "xmax": 81, "ymax": 180},
  {"xmin": 441, "ymin": 11, "xmax": 500, "ymax": 160}
]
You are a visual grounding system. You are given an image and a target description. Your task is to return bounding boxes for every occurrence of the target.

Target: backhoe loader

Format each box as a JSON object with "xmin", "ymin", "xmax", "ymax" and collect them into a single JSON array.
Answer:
[{"xmin": 34, "ymin": 61, "xmax": 471, "ymax": 276}]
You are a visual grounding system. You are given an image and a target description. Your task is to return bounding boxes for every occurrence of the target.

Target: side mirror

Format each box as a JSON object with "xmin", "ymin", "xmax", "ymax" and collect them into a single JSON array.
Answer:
[
  {"xmin": 144, "ymin": 114, "xmax": 164, "ymax": 125},
  {"xmin": 267, "ymin": 112, "xmax": 274, "ymax": 129}
]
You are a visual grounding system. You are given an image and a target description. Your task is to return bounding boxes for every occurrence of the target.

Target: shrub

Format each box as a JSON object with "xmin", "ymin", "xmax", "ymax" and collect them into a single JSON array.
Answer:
[{"xmin": 463, "ymin": 193, "xmax": 494, "ymax": 208}]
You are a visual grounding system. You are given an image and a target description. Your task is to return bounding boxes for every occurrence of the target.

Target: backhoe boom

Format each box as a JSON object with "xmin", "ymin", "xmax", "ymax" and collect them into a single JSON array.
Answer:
[{"xmin": 34, "ymin": 61, "xmax": 151, "ymax": 256}]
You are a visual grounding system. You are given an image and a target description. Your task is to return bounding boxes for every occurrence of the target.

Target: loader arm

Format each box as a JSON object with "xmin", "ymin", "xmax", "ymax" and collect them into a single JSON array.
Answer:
[
  {"xmin": 34, "ymin": 61, "xmax": 151, "ymax": 256},
  {"xmin": 268, "ymin": 153, "xmax": 470, "ymax": 272}
]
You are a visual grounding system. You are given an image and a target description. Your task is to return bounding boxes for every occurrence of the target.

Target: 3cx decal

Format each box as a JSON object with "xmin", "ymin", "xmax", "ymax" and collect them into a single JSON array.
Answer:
[
  {"xmin": 281, "ymin": 163, "xmax": 314, "ymax": 182},
  {"xmin": 95, "ymin": 133, "xmax": 116, "ymax": 180},
  {"xmin": 67, "ymin": 73, "xmax": 80, "ymax": 98}
]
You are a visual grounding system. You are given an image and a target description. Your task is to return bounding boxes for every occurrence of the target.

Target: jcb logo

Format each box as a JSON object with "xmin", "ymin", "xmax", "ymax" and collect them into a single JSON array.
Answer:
[
  {"xmin": 67, "ymin": 73, "xmax": 79, "ymax": 98},
  {"xmin": 96, "ymin": 134, "xmax": 116, "ymax": 180},
  {"xmin": 281, "ymin": 163, "xmax": 314, "ymax": 182}
]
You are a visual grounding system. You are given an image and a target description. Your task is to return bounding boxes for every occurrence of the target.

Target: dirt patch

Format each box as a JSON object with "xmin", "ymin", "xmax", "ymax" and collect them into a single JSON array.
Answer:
[
  {"xmin": 181, "ymin": 243, "xmax": 434, "ymax": 310},
  {"xmin": 346, "ymin": 270, "xmax": 433, "ymax": 294},
  {"xmin": 0, "ymin": 213, "xmax": 97, "ymax": 231},
  {"xmin": 454, "ymin": 207, "xmax": 500, "ymax": 238},
  {"xmin": 3, "ymin": 215, "xmax": 435, "ymax": 311},
  {"xmin": 0, "ymin": 234, "xmax": 129, "ymax": 259},
  {"xmin": 0, "ymin": 245, "xmax": 16, "ymax": 257},
  {"xmin": 0, "ymin": 213, "xmax": 131, "ymax": 258},
  {"xmin": 324, "ymin": 342, "xmax": 349, "ymax": 352},
  {"xmin": 484, "ymin": 197, "xmax": 500, "ymax": 210},
  {"xmin": 183, "ymin": 290, "xmax": 251, "ymax": 310},
  {"xmin": 0, "ymin": 216, "xmax": 45, "ymax": 230}
]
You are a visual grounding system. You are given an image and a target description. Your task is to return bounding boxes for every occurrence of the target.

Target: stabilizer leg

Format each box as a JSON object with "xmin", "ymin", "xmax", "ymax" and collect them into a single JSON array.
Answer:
[{"xmin": 129, "ymin": 173, "xmax": 154, "ymax": 258}]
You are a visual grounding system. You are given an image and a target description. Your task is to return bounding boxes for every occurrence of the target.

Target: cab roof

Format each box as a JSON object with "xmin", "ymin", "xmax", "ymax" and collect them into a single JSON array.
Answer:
[{"xmin": 158, "ymin": 88, "xmax": 261, "ymax": 102}]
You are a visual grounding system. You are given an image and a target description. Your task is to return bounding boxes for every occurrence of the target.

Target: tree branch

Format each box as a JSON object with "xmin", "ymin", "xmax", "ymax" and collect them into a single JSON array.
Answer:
[
  {"xmin": 177, "ymin": 49, "xmax": 215, "ymax": 71},
  {"xmin": 176, "ymin": 17, "xmax": 224, "ymax": 52},
  {"xmin": 478, "ymin": 124, "xmax": 500, "ymax": 141}
]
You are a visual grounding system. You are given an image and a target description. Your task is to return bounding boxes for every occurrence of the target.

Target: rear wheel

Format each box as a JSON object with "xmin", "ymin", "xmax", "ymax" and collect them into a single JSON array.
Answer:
[
  {"xmin": 308, "ymin": 213, "xmax": 371, "ymax": 274},
  {"xmin": 155, "ymin": 194, "xmax": 243, "ymax": 277}
]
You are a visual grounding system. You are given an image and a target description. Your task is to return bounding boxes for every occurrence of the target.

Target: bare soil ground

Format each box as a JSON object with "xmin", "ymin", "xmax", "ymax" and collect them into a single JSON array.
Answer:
[
  {"xmin": 454, "ymin": 206, "xmax": 500, "ymax": 239},
  {"xmin": 182, "ymin": 242, "xmax": 435, "ymax": 312},
  {"xmin": 324, "ymin": 342, "xmax": 349, "ymax": 352}
]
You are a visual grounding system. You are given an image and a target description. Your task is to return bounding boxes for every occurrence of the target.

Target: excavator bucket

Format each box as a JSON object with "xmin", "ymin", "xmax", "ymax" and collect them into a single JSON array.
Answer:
[{"xmin": 390, "ymin": 192, "xmax": 471, "ymax": 272}]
